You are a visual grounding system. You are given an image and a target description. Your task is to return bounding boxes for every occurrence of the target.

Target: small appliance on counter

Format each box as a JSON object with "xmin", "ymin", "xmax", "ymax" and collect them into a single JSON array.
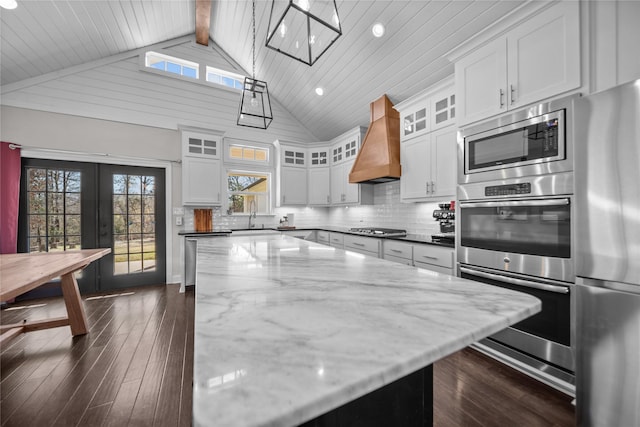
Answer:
[{"xmin": 431, "ymin": 202, "xmax": 455, "ymax": 244}]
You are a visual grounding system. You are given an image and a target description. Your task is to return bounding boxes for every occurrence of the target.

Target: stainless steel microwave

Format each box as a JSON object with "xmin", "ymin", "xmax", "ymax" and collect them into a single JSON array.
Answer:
[{"xmin": 458, "ymin": 95, "xmax": 578, "ymax": 184}]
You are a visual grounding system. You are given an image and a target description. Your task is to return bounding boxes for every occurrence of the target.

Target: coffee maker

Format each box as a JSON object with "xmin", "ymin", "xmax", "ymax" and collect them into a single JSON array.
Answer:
[{"xmin": 431, "ymin": 202, "xmax": 455, "ymax": 244}]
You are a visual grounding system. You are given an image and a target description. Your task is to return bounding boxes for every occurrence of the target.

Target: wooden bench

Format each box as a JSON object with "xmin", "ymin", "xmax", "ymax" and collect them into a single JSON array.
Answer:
[{"xmin": 0, "ymin": 248, "xmax": 110, "ymax": 344}]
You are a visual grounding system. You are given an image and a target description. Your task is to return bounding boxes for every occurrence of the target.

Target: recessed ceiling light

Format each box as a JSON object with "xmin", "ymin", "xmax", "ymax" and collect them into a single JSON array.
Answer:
[
  {"xmin": 0, "ymin": 0, "xmax": 17, "ymax": 9},
  {"xmin": 315, "ymin": 87, "xmax": 324, "ymax": 96},
  {"xmin": 372, "ymin": 22, "xmax": 385, "ymax": 38}
]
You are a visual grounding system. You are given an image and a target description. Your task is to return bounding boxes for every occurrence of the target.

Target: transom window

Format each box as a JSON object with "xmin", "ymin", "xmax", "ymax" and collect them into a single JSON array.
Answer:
[
  {"xmin": 206, "ymin": 66, "xmax": 244, "ymax": 90},
  {"xmin": 228, "ymin": 144, "xmax": 269, "ymax": 163},
  {"xmin": 145, "ymin": 51, "xmax": 198, "ymax": 79},
  {"xmin": 227, "ymin": 172, "xmax": 270, "ymax": 215}
]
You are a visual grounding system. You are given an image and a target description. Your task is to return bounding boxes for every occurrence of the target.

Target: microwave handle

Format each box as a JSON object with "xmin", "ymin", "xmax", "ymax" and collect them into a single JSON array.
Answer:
[
  {"xmin": 460, "ymin": 266, "xmax": 570, "ymax": 294},
  {"xmin": 459, "ymin": 198, "xmax": 570, "ymax": 209}
]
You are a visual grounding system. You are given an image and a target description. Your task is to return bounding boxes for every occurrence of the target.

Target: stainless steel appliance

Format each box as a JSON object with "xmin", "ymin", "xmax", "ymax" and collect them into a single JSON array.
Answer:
[
  {"xmin": 348, "ymin": 227, "xmax": 406, "ymax": 237},
  {"xmin": 458, "ymin": 94, "xmax": 577, "ymax": 185},
  {"xmin": 574, "ymin": 80, "xmax": 640, "ymax": 426},
  {"xmin": 457, "ymin": 173, "xmax": 575, "ymax": 390},
  {"xmin": 458, "ymin": 173, "xmax": 574, "ymax": 283},
  {"xmin": 457, "ymin": 96, "xmax": 581, "ymax": 393},
  {"xmin": 432, "ymin": 202, "xmax": 455, "ymax": 244}
]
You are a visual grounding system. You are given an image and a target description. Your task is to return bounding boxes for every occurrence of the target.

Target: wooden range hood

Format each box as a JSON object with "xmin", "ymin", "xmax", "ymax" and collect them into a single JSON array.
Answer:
[{"xmin": 349, "ymin": 94, "xmax": 401, "ymax": 184}]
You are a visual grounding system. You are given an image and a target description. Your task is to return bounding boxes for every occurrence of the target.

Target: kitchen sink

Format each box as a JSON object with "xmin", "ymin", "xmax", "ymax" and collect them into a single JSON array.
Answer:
[{"xmin": 231, "ymin": 229, "xmax": 280, "ymax": 236}]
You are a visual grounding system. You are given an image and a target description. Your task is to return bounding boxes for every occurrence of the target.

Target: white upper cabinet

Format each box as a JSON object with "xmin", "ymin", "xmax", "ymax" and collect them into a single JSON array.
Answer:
[
  {"xmin": 400, "ymin": 127, "xmax": 456, "ymax": 203},
  {"xmin": 456, "ymin": 38, "xmax": 508, "ymax": 125},
  {"xmin": 395, "ymin": 77, "xmax": 457, "ymax": 203},
  {"xmin": 308, "ymin": 167, "xmax": 331, "ymax": 206},
  {"xmin": 400, "ymin": 135, "xmax": 430, "ymax": 200},
  {"xmin": 278, "ymin": 143, "xmax": 307, "ymax": 206},
  {"xmin": 401, "ymin": 102, "xmax": 430, "ymax": 140},
  {"xmin": 455, "ymin": 1, "xmax": 580, "ymax": 125},
  {"xmin": 308, "ymin": 147, "xmax": 330, "ymax": 167},
  {"xmin": 281, "ymin": 147, "xmax": 306, "ymax": 168},
  {"xmin": 281, "ymin": 167, "xmax": 308, "ymax": 206},
  {"xmin": 329, "ymin": 127, "xmax": 372, "ymax": 206},
  {"xmin": 430, "ymin": 87, "xmax": 456, "ymax": 131},
  {"xmin": 181, "ymin": 130, "xmax": 223, "ymax": 206},
  {"xmin": 182, "ymin": 131, "xmax": 221, "ymax": 159}
]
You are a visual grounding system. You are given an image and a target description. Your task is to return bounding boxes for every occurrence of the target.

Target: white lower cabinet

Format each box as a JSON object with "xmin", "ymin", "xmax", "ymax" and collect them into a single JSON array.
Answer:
[
  {"xmin": 313, "ymin": 232, "xmax": 454, "ymax": 275},
  {"xmin": 413, "ymin": 244, "xmax": 454, "ymax": 275},
  {"xmin": 328, "ymin": 232, "xmax": 344, "ymax": 249},
  {"xmin": 317, "ymin": 231, "xmax": 330, "ymax": 245},
  {"xmin": 281, "ymin": 230, "xmax": 316, "ymax": 241},
  {"xmin": 344, "ymin": 235, "xmax": 380, "ymax": 257},
  {"xmin": 382, "ymin": 240, "xmax": 413, "ymax": 266}
]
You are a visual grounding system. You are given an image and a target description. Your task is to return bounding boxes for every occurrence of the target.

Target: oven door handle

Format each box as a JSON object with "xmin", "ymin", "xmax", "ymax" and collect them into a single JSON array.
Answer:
[
  {"xmin": 459, "ymin": 198, "xmax": 570, "ymax": 208},
  {"xmin": 460, "ymin": 266, "xmax": 570, "ymax": 294}
]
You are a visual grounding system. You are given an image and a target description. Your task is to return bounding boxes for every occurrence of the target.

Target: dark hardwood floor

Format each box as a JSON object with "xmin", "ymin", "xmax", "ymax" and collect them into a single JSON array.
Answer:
[{"xmin": 1, "ymin": 284, "xmax": 575, "ymax": 426}]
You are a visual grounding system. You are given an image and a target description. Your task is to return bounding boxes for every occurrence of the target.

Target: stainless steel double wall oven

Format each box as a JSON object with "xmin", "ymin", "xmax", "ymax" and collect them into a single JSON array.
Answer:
[{"xmin": 457, "ymin": 95, "xmax": 578, "ymax": 391}]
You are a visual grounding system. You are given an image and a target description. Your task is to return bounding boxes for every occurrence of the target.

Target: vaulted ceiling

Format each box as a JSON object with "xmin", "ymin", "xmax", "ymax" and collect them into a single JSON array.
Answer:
[{"xmin": 0, "ymin": 0, "xmax": 526, "ymax": 141}]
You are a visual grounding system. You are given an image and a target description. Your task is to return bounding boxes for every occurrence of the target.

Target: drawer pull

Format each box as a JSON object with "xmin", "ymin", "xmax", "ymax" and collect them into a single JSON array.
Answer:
[
  {"xmin": 353, "ymin": 242, "xmax": 365, "ymax": 247},
  {"xmin": 391, "ymin": 249, "xmax": 403, "ymax": 253},
  {"xmin": 422, "ymin": 255, "xmax": 438, "ymax": 260}
]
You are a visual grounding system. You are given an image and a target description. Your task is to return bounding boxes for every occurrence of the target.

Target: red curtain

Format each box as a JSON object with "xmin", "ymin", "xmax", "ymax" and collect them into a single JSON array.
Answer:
[{"xmin": 0, "ymin": 141, "xmax": 21, "ymax": 254}]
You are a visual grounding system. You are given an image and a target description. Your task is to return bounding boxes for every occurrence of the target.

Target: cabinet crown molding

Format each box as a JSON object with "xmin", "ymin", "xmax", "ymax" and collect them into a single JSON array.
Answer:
[{"xmin": 445, "ymin": 1, "xmax": 556, "ymax": 63}]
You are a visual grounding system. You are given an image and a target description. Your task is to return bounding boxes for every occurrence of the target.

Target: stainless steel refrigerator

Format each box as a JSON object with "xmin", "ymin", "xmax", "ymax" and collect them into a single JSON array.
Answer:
[{"xmin": 574, "ymin": 79, "xmax": 640, "ymax": 426}]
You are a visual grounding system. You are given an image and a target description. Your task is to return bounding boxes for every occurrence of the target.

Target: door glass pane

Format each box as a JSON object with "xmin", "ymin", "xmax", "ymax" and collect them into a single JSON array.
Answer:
[
  {"xmin": 112, "ymin": 173, "xmax": 157, "ymax": 275},
  {"xmin": 25, "ymin": 167, "xmax": 82, "ymax": 256}
]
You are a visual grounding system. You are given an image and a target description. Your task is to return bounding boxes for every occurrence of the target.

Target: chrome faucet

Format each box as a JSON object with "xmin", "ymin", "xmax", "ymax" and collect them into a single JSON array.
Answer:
[{"xmin": 248, "ymin": 199, "xmax": 257, "ymax": 228}]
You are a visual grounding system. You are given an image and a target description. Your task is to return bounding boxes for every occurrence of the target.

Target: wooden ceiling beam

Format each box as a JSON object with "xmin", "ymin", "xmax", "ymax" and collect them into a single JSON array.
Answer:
[{"xmin": 195, "ymin": 0, "xmax": 212, "ymax": 46}]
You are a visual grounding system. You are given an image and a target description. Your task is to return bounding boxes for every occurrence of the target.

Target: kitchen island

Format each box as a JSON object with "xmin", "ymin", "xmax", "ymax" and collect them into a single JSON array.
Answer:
[{"xmin": 193, "ymin": 235, "xmax": 540, "ymax": 426}]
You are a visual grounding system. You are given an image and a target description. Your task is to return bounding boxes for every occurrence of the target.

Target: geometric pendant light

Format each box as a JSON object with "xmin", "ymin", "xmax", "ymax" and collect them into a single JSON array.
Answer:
[
  {"xmin": 265, "ymin": 0, "xmax": 342, "ymax": 66},
  {"xmin": 237, "ymin": 0, "xmax": 273, "ymax": 129}
]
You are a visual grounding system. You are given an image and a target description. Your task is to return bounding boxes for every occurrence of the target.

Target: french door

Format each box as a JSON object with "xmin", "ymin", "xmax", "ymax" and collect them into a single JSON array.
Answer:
[{"xmin": 18, "ymin": 159, "xmax": 166, "ymax": 294}]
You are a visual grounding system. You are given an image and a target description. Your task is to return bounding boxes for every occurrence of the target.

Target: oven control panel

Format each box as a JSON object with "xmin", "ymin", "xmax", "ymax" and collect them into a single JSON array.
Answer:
[{"xmin": 485, "ymin": 183, "xmax": 532, "ymax": 197}]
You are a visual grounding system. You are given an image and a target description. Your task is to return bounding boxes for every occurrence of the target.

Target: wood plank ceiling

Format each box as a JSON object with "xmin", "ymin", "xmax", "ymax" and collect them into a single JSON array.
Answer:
[{"xmin": 0, "ymin": 0, "xmax": 526, "ymax": 141}]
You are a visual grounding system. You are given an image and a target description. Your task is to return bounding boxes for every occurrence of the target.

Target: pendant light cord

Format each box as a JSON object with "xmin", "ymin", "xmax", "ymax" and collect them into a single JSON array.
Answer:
[{"xmin": 252, "ymin": 0, "xmax": 256, "ymax": 79}]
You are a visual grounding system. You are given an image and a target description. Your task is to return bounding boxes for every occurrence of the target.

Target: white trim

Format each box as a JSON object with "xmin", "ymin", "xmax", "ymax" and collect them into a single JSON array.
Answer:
[{"xmin": 21, "ymin": 148, "xmax": 174, "ymax": 283}]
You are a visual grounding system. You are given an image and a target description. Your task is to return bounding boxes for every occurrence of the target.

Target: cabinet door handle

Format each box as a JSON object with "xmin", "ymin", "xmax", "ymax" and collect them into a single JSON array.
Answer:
[
  {"xmin": 283, "ymin": 195, "xmax": 286, "ymax": 204},
  {"xmin": 499, "ymin": 89, "xmax": 504, "ymax": 107},
  {"xmin": 431, "ymin": 181, "xmax": 435, "ymax": 194},
  {"xmin": 353, "ymin": 242, "xmax": 365, "ymax": 247},
  {"xmin": 510, "ymin": 84, "xmax": 516, "ymax": 105},
  {"xmin": 327, "ymin": 195, "xmax": 330, "ymax": 203}
]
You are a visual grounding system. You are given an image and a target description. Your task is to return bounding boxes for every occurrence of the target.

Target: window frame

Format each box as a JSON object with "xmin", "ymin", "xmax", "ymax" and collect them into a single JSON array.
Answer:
[
  {"xmin": 205, "ymin": 66, "xmax": 245, "ymax": 91},
  {"xmin": 225, "ymin": 169, "xmax": 272, "ymax": 216},
  {"xmin": 144, "ymin": 51, "xmax": 199, "ymax": 80},
  {"xmin": 222, "ymin": 138, "xmax": 275, "ymax": 216}
]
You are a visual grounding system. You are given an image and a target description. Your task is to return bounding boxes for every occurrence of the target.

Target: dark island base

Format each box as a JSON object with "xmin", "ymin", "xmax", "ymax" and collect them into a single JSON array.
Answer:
[{"xmin": 300, "ymin": 365, "xmax": 433, "ymax": 427}]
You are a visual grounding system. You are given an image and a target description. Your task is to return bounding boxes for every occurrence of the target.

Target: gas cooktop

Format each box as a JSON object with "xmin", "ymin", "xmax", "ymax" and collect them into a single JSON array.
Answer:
[{"xmin": 349, "ymin": 227, "xmax": 407, "ymax": 237}]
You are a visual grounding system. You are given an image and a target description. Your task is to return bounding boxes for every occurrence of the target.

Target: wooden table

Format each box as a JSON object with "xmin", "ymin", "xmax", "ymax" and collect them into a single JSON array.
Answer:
[{"xmin": 0, "ymin": 248, "xmax": 110, "ymax": 344}]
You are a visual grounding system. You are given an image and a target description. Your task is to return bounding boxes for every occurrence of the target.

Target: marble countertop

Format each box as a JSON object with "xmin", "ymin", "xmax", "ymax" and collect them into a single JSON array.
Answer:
[{"xmin": 193, "ymin": 235, "xmax": 539, "ymax": 426}]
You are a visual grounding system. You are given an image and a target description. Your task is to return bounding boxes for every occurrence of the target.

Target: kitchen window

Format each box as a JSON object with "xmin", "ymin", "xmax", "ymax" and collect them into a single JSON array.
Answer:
[{"xmin": 226, "ymin": 171, "xmax": 270, "ymax": 215}]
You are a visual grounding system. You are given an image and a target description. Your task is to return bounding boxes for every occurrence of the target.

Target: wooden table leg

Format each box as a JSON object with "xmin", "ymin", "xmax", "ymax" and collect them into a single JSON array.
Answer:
[{"xmin": 60, "ymin": 271, "xmax": 89, "ymax": 336}]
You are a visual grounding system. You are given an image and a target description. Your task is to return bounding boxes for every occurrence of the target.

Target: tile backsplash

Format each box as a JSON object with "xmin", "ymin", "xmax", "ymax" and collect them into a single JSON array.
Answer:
[{"xmin": 181, "ymin": 181, "xmax": 451, "ymax": 236}]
